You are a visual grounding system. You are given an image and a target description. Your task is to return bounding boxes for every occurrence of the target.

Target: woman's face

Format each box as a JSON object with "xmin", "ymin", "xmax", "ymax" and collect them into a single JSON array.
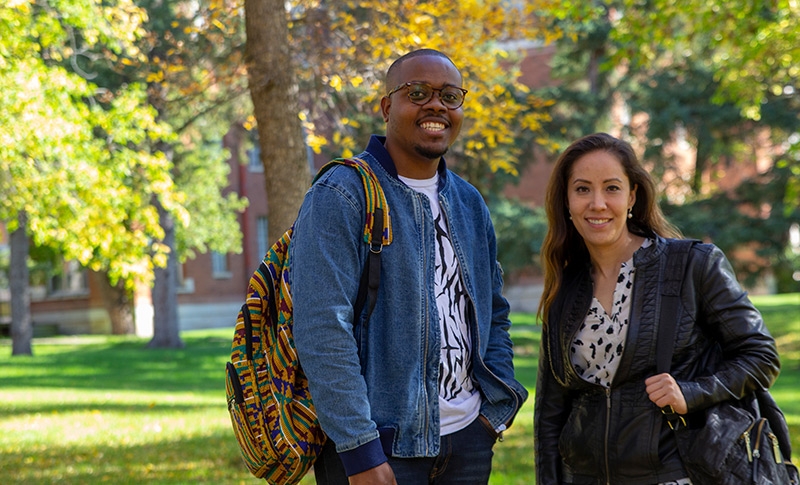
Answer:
[{"xmin": 567, "ymin": 150, "xmax": 637, "ymax": 252}]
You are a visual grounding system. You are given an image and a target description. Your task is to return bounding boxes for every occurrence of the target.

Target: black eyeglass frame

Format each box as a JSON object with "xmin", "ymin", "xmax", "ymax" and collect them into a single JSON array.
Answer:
[{"xmin": 385, "ymin": 81, "xmax": 468, "ymax": 109}]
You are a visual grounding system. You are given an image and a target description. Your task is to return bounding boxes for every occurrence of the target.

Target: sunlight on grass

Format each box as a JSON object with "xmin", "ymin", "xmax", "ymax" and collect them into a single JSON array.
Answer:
[
  {"xmin": 486, "ymin": 315, "xmax": 539, "ymax": 483},
  {"xmin": 0, "ymin": 332, "xmax": 282, "ymax": 484},
  {"xmin": 0, "ymin": 294, "xmax": 797, "ymax": 484}
]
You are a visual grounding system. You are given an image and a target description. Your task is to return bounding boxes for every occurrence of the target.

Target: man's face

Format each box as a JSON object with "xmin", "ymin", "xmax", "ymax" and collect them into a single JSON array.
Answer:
[{"xmin": 381, "ymin": 55, "xmax": 464, "ymax": 167}]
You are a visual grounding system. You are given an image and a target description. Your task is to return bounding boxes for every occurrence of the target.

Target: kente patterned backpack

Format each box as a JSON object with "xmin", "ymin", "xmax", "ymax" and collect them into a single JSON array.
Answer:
[{"xmin": 225, "ymin": 157, "xmax": 391, "ymax": 484}]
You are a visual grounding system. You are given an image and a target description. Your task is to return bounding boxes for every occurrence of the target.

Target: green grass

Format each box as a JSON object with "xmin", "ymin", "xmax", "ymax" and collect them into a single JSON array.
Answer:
[
  {"xmin": 0, "ymin": 293, "xmax": 798, "ymax": 484},
  {"xmin": 0, "ymin": 333, "xmax": 258, "ymax": 484}
]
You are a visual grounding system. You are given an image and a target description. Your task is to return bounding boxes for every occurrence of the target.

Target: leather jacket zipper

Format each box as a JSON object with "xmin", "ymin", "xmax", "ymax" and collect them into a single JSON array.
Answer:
[{"xmin": 605, "ymin": 387, "xmax": 612, "ymax": 485}]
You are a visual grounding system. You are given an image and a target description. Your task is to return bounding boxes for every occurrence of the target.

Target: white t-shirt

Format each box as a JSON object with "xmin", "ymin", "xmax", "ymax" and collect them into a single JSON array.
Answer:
[{"xmin": 399, "ymin": 174, "xmax": 481, "ymax": 436}]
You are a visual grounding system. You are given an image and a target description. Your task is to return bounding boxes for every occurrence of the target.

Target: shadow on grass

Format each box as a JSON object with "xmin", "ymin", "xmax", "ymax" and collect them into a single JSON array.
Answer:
[
  {"xmin": 0, "ymin": 401, "xmax": 217, "ymax": 420},
  {"xmin": 0, "ymin": 428, "xmax": 279, "ymax": 485},
  {"xmin": 509, "ymin": 323, "xmax": 541, "ymax": 391},
  {"xmin": 0, "ymin": 333, "xmax": 232, "ymax": 394}
]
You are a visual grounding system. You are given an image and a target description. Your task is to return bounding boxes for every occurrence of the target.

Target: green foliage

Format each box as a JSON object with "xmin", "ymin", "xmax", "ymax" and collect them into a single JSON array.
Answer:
[
  {"xmin": 609, "ymin": 0, "xmax": 800, "ymax": 121},
  {"xmin": 625, "ymin": 38, "xmax": 799, "ymax": 194},
  {"xmin": 172, "ymin": 131, "xmax": 248, "ymax": 259},
  {"xmin": 4, "ymin": 0, "xmax": 798, "ymax": 294},
  {"xmin": 1, "ymin": 0, "xmax": 250, "ymax": 290},
  {"xmin": 88, "ymin": 0, "xmax": 251, "ymax": 265},
  {"xmin": 490, "ymin": 199, "xmax": 548, "ymax": 275},
  {"xmin": 627, "ymin": 62, "xmax": 746, "ymax": 191},
  {"xmin": 541, "ymin": 0, "xmax": 800, "ymax": 275},
  {"xmin": 662, "ymin": 165, "xmax": 800, "ymax": 290},
  {"xmin": 0, "ymin": 0, "xmax": 177, "ymax": 286},
  {"xmin": 288, "ymin": 1, "xmax": 559, "ymax": 175},
  {"xmin": 532, "ymin": 4, "xmax": 619, "ymax": 148}
]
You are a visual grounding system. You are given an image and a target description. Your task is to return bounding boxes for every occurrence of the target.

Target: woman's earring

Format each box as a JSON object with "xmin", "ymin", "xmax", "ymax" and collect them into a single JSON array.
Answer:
[
  {"xmin": 568, "ymin": 212, "xmax": 573, "ymax": 221},
  {"xmin": 627, "ymin": 208, "xmax": 633, "ymax": 219}
]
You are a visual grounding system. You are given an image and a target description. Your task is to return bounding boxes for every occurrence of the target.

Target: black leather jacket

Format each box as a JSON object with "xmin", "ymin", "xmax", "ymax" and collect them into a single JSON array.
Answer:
[{"xmin": 534, "ymin": 236, "xmax": 781, "ymax": 485}]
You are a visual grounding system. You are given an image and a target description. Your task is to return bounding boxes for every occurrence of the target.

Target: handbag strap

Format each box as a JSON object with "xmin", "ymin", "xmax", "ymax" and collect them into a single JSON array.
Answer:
[
  {"xmin": 655, "ymin": 239, "xmax": 696, "ymax": 374},
  {"xmin": 655, "ymin": 239, "xmax": 696, "ymax": 428}
]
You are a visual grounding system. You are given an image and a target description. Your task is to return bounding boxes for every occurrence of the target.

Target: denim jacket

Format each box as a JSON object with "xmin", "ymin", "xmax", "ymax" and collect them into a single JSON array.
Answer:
[{"xmin": 292, "ymin": 135, "xmax": 528, "ymax": 476}]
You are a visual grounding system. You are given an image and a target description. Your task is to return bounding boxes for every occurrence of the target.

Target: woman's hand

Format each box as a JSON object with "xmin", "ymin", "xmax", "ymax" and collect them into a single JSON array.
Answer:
[{"xmin": 645, "ymin": 373, "xmax": 688, "ymax": 414}]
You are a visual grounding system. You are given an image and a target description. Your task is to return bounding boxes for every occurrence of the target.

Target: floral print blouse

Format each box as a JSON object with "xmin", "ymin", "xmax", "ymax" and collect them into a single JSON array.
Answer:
[{"xmin": 570, "ymin": 239, "xmax": 653, "ymax": 388}]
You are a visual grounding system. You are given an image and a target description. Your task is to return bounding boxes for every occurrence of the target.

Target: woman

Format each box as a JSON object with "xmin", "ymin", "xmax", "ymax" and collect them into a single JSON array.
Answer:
[{"xmin": 533, "ymin": 132, "xmax": 781, "ymax": 484}]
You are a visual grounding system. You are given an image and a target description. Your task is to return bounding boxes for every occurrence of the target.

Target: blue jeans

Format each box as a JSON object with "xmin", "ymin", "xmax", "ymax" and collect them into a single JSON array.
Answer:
[{"xmin": 314, "ymin": 416, "xmax": 497, "ymax": 484}]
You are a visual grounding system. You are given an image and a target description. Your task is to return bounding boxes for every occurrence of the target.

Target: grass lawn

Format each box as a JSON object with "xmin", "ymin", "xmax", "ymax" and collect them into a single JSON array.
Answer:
[{"xmin": 0, "ymin": 293, "xmax": 798, "ymax": 484}]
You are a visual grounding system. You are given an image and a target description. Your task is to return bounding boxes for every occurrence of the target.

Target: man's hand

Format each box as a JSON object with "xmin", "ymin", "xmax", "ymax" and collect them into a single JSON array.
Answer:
[
  {"xmin": 348, "ymin": 462, "xmax": 397, "ymax": 485},
  {"xmin": 645, "ymin": 373, "xmax": 688, "ymax": 414}
]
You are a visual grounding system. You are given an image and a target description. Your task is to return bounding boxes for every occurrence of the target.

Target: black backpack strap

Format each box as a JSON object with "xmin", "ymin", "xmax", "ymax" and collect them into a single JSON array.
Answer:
[
  {"xmin": 354, "ymin": 207, "xmax": 383, "ymax": 323},
  {"xmin": 313, "ymin": 157, "xmax": 389, "ymax": 327}
]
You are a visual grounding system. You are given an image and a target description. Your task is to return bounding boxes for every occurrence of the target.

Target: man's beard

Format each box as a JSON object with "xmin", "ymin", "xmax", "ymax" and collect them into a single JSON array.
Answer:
[{"xmin": 414, "ymin": 144, "xmax": 449, "ymax": 160}]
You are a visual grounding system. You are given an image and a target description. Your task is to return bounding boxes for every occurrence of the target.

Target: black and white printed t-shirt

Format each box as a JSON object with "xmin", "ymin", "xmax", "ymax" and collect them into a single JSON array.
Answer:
[
  {"xmin": 399, "ymin": 174, "xmax": 480, "ymax": 436},
  {"xmin": 570, "ymin": 239, "xmax": 653, "ymax": 388}
]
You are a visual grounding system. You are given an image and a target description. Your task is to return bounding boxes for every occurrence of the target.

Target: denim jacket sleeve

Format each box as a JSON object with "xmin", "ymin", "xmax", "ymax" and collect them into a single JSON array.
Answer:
[
  {"xmin": 291, "ymin": 167, "xmax": 386, "ymax": 475},
  {"xmin": 481, "ymin": 247, "xmax": 530, "ymax": 425}
]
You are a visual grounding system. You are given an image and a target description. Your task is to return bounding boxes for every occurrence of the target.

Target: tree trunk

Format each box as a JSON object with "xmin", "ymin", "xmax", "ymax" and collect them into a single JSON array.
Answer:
[
  {"xmin": 693, "ymin": 126, "xmax": 712, "ymax": 193},
  {"xmin": 588, "ymin": 47, "xmax": 603, "ymax": 95},
  {"xmin": 244, "ymin": 0, "xmax": 311, "ymax": 241},
  {"xmin": 10, "ymin": 211, "xmax": 32, "ymax": 356},
  {"xmin": 94, "ymin": 271, "xmax": 134, "ymax": 335},
  {"xmin": 145, "ymin": 52, "xmax": 182, "ymax": 348},
  {"xmin": 148, "ymin": 198, "xmax": 183, "ymax": 348}
]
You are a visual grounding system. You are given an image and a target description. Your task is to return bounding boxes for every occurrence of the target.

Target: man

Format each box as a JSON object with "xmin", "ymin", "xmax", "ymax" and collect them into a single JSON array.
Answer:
[{"xmin": 292, "ymin": 49, "xmax": 527, "ymax": 485}]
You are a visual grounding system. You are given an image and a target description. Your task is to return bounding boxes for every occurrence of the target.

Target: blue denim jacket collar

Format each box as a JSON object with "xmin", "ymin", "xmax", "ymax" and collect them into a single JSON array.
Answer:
[{"xmin": 366, "ymin": 135, "xmax": 448, "ymax": 191}]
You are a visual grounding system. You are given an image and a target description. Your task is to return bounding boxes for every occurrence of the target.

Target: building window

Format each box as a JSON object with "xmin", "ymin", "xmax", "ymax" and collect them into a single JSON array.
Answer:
[
  {"xmin": 211, "ymin": 251, "xmax": 231, "ymax": 278},
  {"xmin": 178, "ymin": 263, "xmax": 195, "ymax": 293},
  {"xmin": 49, "ymin": 260, "xmax": 88, "ymax": 296},
  {"xmin": 247, "ymin": 145, "xmax": 263, "ymax": 173},
  {"xmin": 257, "ymin": 216, "xmax": 269, "ymax": 258}
]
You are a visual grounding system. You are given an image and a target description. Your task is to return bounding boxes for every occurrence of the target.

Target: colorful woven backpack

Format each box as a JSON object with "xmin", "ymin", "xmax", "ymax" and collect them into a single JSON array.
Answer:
[{"xmin": 225, "ymin": 157, "xmax": 391, "ymax": 484}]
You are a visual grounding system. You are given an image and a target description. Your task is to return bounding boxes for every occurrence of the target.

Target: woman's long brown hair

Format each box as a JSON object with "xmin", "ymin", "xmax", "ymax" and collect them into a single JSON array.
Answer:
[{"xmin": 536, "ymin": 133, "xmax": 682, "ymax": 326}]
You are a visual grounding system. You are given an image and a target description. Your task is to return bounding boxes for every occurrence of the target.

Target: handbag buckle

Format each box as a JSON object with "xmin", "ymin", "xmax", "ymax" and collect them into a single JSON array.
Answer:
[{"xmin": 661, "ymin": 405, "xmax": 687, "ymax": 429}]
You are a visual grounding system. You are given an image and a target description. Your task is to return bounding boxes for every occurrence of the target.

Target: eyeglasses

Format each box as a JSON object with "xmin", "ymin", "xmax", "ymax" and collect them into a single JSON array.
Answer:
[{"xmin": 386, "ymin": 82, "xmax": 468, "ymax": 109}]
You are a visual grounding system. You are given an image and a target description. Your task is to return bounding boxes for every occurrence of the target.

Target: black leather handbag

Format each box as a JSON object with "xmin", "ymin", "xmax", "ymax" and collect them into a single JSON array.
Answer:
[
  {"xmin": 661, "ymin": 387, "xmax": 798, "ymax": 484},
  {"xmin": 656, "ymin": 240, "xmax": 799, "ymax": 485}
]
